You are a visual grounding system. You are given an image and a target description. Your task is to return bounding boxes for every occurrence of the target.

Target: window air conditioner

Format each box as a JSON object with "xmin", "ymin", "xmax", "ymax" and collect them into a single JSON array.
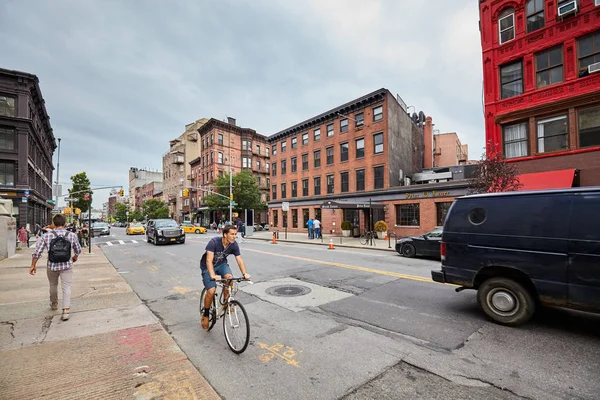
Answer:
[
  {"xmin": 557, "ymin": 0, "xmax": 578, "ymax": 17},
  {"xmin": 589, "ymin": 62, "xmax": 600, "ymax": 75}
]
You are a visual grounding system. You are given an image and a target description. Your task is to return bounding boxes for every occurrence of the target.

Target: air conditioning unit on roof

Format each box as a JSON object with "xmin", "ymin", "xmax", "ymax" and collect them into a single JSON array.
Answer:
[
  {"xmin": 588, "ymin": 62, "xmax": 600, "ymax": 75},
  {"xmin": 558, "ymin": 0, "xmax": 577, "ymax": 17}
]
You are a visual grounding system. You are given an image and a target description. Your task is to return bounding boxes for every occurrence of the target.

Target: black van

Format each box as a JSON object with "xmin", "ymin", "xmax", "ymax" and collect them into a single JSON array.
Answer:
[{"xmin": 431, "ymin": 187, "xmax": 600, "ymax": 326}]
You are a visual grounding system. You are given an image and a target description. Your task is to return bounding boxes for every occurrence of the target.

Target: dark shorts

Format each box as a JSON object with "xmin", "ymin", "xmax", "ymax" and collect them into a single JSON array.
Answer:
[{"xmin": 202, "ymin": 263, "xmax": 233, "ymax": 290}]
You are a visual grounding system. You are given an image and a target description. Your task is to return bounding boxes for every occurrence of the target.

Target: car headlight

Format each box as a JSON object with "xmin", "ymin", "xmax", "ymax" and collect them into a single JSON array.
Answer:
[{"xmin": 157, "ymin": 229, "xmax": 163, "ymax": 235}]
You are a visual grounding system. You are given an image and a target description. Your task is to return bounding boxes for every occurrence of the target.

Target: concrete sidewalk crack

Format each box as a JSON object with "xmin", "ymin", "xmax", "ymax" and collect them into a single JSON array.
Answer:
[
  {"xmin": 1, "ymin": 321, "xmax": 16, "ymax": 338},
  {"xmin": 451, "ymin": 373, "xmax": 535, "ymax": 400},
  {"xmin": 39, "ymin": 316, "xmax": 53, "ymax": 343}
]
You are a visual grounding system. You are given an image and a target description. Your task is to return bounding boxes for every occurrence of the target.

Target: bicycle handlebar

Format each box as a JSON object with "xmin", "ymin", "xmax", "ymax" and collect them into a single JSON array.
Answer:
[{"xmin": 210, "ymin": 277, "xmax": 251, "ymax": 283}]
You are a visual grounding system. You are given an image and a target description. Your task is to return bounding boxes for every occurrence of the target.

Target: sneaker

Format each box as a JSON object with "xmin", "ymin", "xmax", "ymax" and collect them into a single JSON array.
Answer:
[
  {"xmin": 201, "ymin": 315, "xmax": 209, "ymax": 331},
  {"xmin": 50, "ymin": 302, "xmax": 58, "ymax": 311},
  {"xmin": 61, "ymin": 310, "xmax": 70, "ymax": 321}
]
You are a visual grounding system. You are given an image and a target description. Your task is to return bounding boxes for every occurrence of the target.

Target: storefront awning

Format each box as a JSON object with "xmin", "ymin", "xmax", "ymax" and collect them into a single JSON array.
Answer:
[
  {"xmin": 518, "ymin": 169, "xmax": 576, "ymax": 191},
  {"xmin": 320, "ymin": 200, "xmax": 384, "ymax": 209}
]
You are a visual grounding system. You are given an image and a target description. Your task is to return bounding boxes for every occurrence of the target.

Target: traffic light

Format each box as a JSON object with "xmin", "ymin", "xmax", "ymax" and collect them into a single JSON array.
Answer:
[
  {"xmin": 119, "ymin": 189, "xmax": 124, "ymax": 197},
  {"xmin": 229, "ymin": 193, "xmax": 233, "ymax": 201},
  {"xmin": 183, "ymin": 189, "xmax": 189, "ymax": 197},
  {"xmin": 63, "ymin": 207, "xmax": 72, "ymax": 215}
]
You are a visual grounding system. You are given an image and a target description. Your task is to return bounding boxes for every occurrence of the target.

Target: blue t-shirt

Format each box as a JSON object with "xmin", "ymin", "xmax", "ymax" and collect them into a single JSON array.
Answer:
[
  {"xmin": 200, "ymin": 236, "xmax": 241, "ymax": 271},
  {"xmin": 307, "ymin": 219, "xmax": 313, "ymax": 228}
]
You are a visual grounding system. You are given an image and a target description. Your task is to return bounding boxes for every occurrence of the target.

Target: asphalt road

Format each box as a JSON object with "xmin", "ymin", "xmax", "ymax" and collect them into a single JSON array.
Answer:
[{"xmin": 96, "ymin": 227, "xmax": 600, "ymax": 400}]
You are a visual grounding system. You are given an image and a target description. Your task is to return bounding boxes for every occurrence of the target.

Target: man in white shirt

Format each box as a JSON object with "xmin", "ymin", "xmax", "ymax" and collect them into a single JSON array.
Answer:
[{"xmin": 313, "ymin": 218, "xmax": 321, "ymax": 239}]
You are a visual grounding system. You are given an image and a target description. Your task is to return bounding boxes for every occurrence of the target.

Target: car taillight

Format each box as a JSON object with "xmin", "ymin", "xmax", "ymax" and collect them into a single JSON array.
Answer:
[{"xmin": 440, "ymin": 241, "xmax": 446, "ymax": 261}]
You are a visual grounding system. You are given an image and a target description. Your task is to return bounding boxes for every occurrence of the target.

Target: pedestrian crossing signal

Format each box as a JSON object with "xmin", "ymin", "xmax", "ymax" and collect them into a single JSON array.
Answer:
[
  {"xmin": 119, "ymin": 189, "xmax": 124, "ymax": 197},
  {"xmin": 183, "ymin": 189, "xmax": 189, "ymax": 197}
]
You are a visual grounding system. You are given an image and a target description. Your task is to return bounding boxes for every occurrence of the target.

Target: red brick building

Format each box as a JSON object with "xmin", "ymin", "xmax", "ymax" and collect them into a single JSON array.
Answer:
[{"xmin": 479, "ymin": 0, "xmax": 600, "ymax": 187}]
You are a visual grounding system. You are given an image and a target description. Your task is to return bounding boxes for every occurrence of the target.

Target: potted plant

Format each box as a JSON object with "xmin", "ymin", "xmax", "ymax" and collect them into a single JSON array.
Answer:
[
  {"xmin": 374, "ymin": 220, "xmax": 388, "ymax": 239},
  {"xmin": 341, "ymin": 220, "xmax": 352, "ymax": 237}
]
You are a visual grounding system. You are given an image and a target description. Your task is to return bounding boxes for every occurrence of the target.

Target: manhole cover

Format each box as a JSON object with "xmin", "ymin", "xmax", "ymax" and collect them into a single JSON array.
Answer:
[{"xmin": 266, "ymin": 284, "xmax": 312, "ymax": 297}]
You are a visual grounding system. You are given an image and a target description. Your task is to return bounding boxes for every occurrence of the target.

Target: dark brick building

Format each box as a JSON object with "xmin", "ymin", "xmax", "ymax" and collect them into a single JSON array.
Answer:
[
  {"xmin": 479, "ymin": 0, "xmax": 600, "ymax": 187},
  {"xmin": 0, "ymin": 68, "xmax": 56, "ymax": 228}
]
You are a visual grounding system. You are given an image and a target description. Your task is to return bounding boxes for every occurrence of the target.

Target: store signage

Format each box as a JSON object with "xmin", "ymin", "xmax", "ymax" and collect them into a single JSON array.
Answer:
[{"xmin": 405, "ymin": 190, "xmax": 451, "ymax": 200}]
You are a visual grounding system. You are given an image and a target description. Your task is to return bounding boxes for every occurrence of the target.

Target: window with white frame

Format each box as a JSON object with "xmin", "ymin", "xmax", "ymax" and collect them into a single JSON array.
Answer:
[
  {"xmin": 355, "ymin": 112, "xmax": 364, "ymax": 127},
  {"xmin": 281, "ymin": 141, "xmax": 287, "ymax": 153},
  {"xmin": 266, "ymin": 162, "xmax": 270, "ymax": 173},
  {"xmin": 314, "ymin": 128, "xmax": 321, "ymax": 141},
  {"xmin": 503, "ymin": 122, "xmax": 528, "ymax": 158},
  {"xmin": 272, "ymin": 144, "xmax": 277, "ymax": 156},
  {"xmin": 292, "ymin": 137, "xmax": 297, "ymax": 148},
  {"xmin": 242, "ymin": 157, "xmax": 250, "ymax": 168},
  {"xmin": 373, "ymin": 133, "xmax": 384, "ymax": 154},
  {"xmin": 256, "ymin": 160, "xmax": 260, "ymax": 170},
  {"xmin": 537, "ymin": 115, "xmax": 568, "ymax": 153},
  {"xmin": 498, "ymin": 8, "xmax": 515, "ymax": 44},
  {"xmin": 327, "ymin": 123, "xmax": 334, "ymax": 137},
  {"xmin": 373, "ymin": 106, "xmax": 383, "ymax": 122},
  {"xmin": 302, "ymin": 133, "xmax": 308, "ymax": 145},
  {"xmin": 266, "ymin": 147, "xmax": 270, "ymax": 157},
  {"xmin": 340, "ymin": 119, "xmax": 348, "ymax": 133},
  {"xmin": 218, "ymin": 152, "xmax": 223, "ymax": 164}
]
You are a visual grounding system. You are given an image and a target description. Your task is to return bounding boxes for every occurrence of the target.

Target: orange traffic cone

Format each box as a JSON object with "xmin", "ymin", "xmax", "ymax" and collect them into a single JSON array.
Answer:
[
  {"xmin": 272, "ymin": 233, "xmax": 277, "ymax": 244},
  {"xmin": 384, "ymin": 233, "xmax": 388, "ymax": 240},
  {"xmin": 328, "ymin": 239, "xmax": 335, "ymax": 250}
]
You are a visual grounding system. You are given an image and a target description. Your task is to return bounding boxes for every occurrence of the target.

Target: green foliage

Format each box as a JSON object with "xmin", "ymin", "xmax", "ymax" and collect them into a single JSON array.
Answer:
[
  {"xmin": 468, "ymin": 141, "xmax": 522, "ymax": 194},
  {"xmin": 114, "ymin": 202, "xmax": 129, "ymax": 223},
  {"xmin": 130, "ymin": 210, "xmax": 144, "ymax": 222},
  {"xmin": 68, "ymin": 172, "xmax": 92, "ymax": 213},
  {"xmin": 141, "ymin": 199, "xmax": 169, "ymax": 220},
  {"xmin": 341, "ymin": 220, "xmax": 352, "ymax": 230},
  {"xmin": 374, "ymin": 220, "xmax": 388, "ymax": 232},
  {"xmin": 205, "ymin": 171, "xmax": 265, "ymax": 213}
]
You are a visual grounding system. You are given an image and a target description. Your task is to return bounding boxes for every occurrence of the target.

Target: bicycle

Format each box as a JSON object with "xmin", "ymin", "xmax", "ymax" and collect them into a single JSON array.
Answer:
[
  {"xmin": 359, "ymin": 230, "xmax": 377, "ymax": 245},
  {"xmin": 199, "ymin": 277, "xmax": 251, "ymax": 354}
]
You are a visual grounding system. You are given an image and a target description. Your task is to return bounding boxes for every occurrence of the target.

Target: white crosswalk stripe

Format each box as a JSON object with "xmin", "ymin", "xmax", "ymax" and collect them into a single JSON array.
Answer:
[
  {"xmin": 118, "ymin": 240, "xmax": 125, "ymax": 245},
  {"xmin": 106, "ymin": 241, "xmax": 113, "ymax": 246},
  {"xmin": 131, "ymin": 240, "xmax": 138, "ymax": 243},
  {"xmin": 97, "ymin": 239, "xmax": 143, "ymax": 247}
]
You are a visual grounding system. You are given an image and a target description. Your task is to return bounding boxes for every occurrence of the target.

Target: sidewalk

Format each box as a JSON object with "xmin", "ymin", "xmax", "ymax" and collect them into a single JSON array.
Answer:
[
  {"xmin": 245, "ymin": 230, "xmax": 399, "ymax": 252},
  {"xmin": 0, "ymin": 246, "xmax": 220, "ymax": 400}
]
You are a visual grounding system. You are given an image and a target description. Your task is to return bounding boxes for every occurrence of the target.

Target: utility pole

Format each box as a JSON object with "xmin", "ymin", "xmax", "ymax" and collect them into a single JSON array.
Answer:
[
  {"xmin": 229, "ymin": 164, "xmax": 233, "ymax": 224},
  {"xmin": 54, "ymin": 138, "xmax": 61, "ymax": 207}
]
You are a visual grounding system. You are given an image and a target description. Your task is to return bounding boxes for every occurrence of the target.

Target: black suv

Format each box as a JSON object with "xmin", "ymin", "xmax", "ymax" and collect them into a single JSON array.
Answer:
[{"xmin": 146, "ymin": 219, "xmax": 185, "ymax": 245}]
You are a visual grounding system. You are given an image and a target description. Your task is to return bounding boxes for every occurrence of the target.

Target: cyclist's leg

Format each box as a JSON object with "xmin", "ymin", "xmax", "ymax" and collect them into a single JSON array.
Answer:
[
  {"xmin": 201, "ymin": 269, "xmax": 217, "ymax": 329},
  {"xmin": 214, "ymin": 263, "xmax": 233, "ymax": 305}
]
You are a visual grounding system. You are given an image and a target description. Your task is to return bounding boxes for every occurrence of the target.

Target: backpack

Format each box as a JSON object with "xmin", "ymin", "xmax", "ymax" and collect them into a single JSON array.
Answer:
[{"xmin": 48, "ymin": 232, "xmax": 72, "ymax": 263}]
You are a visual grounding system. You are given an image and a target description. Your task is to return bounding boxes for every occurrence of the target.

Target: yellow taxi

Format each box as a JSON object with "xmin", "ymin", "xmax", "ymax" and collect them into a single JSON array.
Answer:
[
  {"xmin": 181, "ymin": 223, "xmax": 207, "ymax": 234},
  {"xmin": 126, "ymin": 222, "xmax": 146, "ymax": 235}
]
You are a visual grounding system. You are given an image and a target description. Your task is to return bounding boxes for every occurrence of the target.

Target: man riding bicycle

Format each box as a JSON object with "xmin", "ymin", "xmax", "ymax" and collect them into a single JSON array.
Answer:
[{"xmin": 200, "ymin": 224, "xmax": 251, "ymax": 331}]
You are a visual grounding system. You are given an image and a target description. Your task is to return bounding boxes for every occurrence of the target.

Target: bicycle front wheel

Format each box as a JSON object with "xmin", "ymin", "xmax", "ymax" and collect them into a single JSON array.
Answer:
[
  {"xmin": 359, "ymin": 234, "xmax": 368, "ymax": 245},
  {"xmin": 223, "ymin": 300, "xmax": 250, "ymax": 354},
  {"xmin": 200, "ymin": 289, "xmax": 217, "ymax": 331}
]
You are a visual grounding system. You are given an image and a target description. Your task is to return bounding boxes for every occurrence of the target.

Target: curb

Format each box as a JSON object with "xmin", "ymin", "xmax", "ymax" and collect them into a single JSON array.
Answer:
[{"xmin": 245, "ymin": 236, "xmax": 398, "ymax": 253}]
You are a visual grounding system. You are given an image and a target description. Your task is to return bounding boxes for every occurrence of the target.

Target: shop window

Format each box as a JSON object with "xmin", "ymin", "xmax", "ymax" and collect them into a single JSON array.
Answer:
[
  {"xmin": 273, "ymin": 210, "xmax": 278, "ymax": 227},
  {"xmin": 396, "ymin": 204, "xmax": 420, "ymax": 226},
  {"xmin": 436, "ymin": 202, "xmax": 453, "ymax": 226},
  {"xmin": 315, "ymin": 207, "xmax": 321, "ymax": 222},
  {"xmin": 0, "ymin": 162, "xmax": 15, "ymax": 186},
  {"xmin": 303, "ymin": 208, "xmax": 309, "ymax": 228},
  {"xmin": 292, "ymin": 209, "xmax": 298, "ymax": 228}
]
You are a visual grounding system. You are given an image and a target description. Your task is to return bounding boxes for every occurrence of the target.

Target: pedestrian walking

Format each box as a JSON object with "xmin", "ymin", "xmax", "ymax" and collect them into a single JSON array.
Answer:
[
  {"xmin": 34, "ymin": 223, "xmax": 42, "ymax": 238},
  {"xmin": 18, "ymin": 226, "xmax": 28, "ymax": 249},
  {"xmin": 313, "ymin": 218, "xmax": 321, "ymax": 239},
  {"xmin": 29, "ymin": 214, "xmax": 82, "ymax": 321},
  {"xmin": 236, "ymin": 218, "xmax": 244, "ymax": 243},
  {"xmin": 307, "ymin": 217, "xmax": 314, "ymax": 239}
]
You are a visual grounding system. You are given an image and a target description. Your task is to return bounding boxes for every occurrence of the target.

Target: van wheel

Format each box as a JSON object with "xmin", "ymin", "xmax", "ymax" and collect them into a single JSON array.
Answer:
[
  {"xmin": 401, "ymin": 244, "xmax": 416, "ymax": 258},
  {"xmin": 477, "ymin": 278, "xmax": 535, "ymax": 326}
]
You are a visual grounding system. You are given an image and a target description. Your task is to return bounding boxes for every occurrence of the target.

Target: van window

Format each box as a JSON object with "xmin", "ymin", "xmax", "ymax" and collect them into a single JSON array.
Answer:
[{"xmin": 569, "ymin": 193, "xmax": 600, "ymax": 241}]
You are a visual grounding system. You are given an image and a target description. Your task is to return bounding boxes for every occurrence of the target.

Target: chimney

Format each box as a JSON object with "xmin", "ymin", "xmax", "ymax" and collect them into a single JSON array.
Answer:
[
  {"xmin": 227, "ymin": 117, "xmax": 236, "ymax": 126},
  {"xmin": 423, "ymin": 116, "xmax": 433, "ymax": 169}
]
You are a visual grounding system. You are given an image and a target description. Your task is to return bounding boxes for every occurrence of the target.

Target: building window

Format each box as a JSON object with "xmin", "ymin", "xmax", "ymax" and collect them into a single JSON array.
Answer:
[
  {"xmin": 218, "ymin": 152, "xmax": 223, "ymax": 164},
  {"xmin": 314, "ymin": 128, "xmax": 321, "ymax": 141},
  {"xmin": 0, "ymin": 127, "xmax": 15, "ymax": 151},
  {"xmin": 498, "ymin": 8, "xmax": 515, "ymax": 44},
  {"xmin": 266, "ymin": 163, "xmax": 270, "ymax": 173},
  {"xmin": 500, "ymin": 60, "xmax": 523, "ymax": 99},
  {"xmin": 355, "ymin": 112, "xmax": 364, "ymax": 128},
  {"xmin": 242, "ymin": 140, "xmax": 248, "ymax": 150},
  {"xmin": 578, "ymin": 106, "xmax": 600, "ymax": 148},
  {"xmin": 266, "ymin": 147, "xmax": 270, "ymax": 157},
  {"xmin": 396, "ymin": 204, "xmax": 420, "ymax": 226},
  {"xmin": 340, "ymin": 142, "xmax": 349, "ymax": 162},
  {"xmin": 537, "ymin": 115, "xmax": 568, "ymax": 153},
  {"xmin": 291, "ymin": 181, "xmax": 297, "ymax": 197},
  {"xmin": 340, "ymin": 119, "xmax": 348, "ymax": 133},
  {"xmin": 272, "ymin": 144, "xmax": 277, "ymax": 156},
  {"xmin": 281, "ymin": 159, "xmax": 287, "ymax": 175},
  {"xmin": 314, "ymin": 176, "xmax": 321, "ymax": 195},
  {"xmin": 302, "ymin": 179, "xmax": 309, "ymax": 196},
  {"xmin": 291, "ymin": 157, "xmax": 297, "ymax": 173},
  {"xmin": 217, "ymin": 134, "xmax": 223, "ymax": 145},
  {"xmin": 340, "ymin": 172, "xmax": 349, "ymax": 193},
  {"xmin": 272, "ymin": 162, "xmax": 276, "ymax": 177},
  {"xmin": 272, "ymin": 184, "xmax": 277, "ymax": 200},
  {"xmin": 326, "ymin": 174, "xmax": 334, "ymax": 194},
  {"xmin": 0, "ymin": 95, "xmax": 15, "ymax": 117},
  {"xmin": 292, "ymin": 209, "xmax": 298, "ymax": 228},
  {"xmin": 256, "ymin": 160, "xmax": 261, "ymax": 170},
  {"xmin": 526, "ymin": 0, "xmax": 545, "ymax": 33},
  {"xmin": 355, "ymin": 138, "xmax": 365, "ymax": 158},
  {"xmin": 302, "ymin": 154, "xmax": 308, "ymax": 170},
  {"xmin": 578, "ymin": 31, "xmax": 600, "ymax": 73},
  {"xmin": 273, "ymin": 210, "xmax": 278, "ymax": 227},
  {"xmin": 0, "ymin": 162, "xmax": 15, "ymax": 186},
  {"xmin": 374, "ymin": 166, "xmax": 384, "ymax": 189},
  {"xmin": 242, "ymin": 157, "xmax": 250, "ymax": 168},
  {"xmin": 302, "ymin": 133, "xmax": 308, "ymax": 145},
  {"xmin": 373, "ymin": 133, "xmax": 384, "ymax": 154},
  {"xmin": 281, "ymin": 183, "xmax": 287, "ymax": 199},
  {"xmin": 303, "ymin": 208, "xmax": 309, "ymax": 228},
  {"xmin": 536, "ymin": 46, "xmax": 563, "ymax": 88},
  {"xmin": 315, "ymin": 207, "xmax": 321, "ymax": 222},
  {"xmin": 436, "ymin": 202, "xmax": 453, "ymax": 226},
  {"xmin": 356, "ymin": 169, "xmax": 365, "ymax": 191},
  {"xmin": 326, "ymin": 146, "xmax": 334, "ymax": 165},
  {"xmin": 373, "ymin": 106, "xmax": 383, "ymax": 122},
  {"xmin": 292, "ymin": 137, "xmax": 297, "ymax": 149},
  {"xmin": 314, "ymin": 150, "xmax": 321, "ymax": 168},
  {"xmin": 503, "ymin": 123, "xmax": 528, "ymax": 158},
  {"xmin": 327, "ymin": 123, "xmax": 334, "ymax": 137},
  {"xmin": 281, "ymin": 141, "xmax": 287, "ymax": 153}
]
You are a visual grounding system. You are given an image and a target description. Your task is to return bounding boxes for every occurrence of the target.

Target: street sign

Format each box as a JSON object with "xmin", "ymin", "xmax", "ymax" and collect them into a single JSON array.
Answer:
[
  {"xmin": 231, "ymin": 201, "xmax": 238, "ymax": 206},
  {"xmin": 63, "ymin": 198, "xmax": 74, "ymax": 202},
  {"xmin": 46, "ymin": 199, "xmax": 55, "ymax": 204},
  {"xmin": 24, "ymin": 190, "xmax": 30, "ymax": 198},
  {"xmin": 21, "ymin": 197, "xmax": 27, "ymax": 203},
  {"xmin": 282, "ymin": 202, "xmax": 289, "ymax": 211}
]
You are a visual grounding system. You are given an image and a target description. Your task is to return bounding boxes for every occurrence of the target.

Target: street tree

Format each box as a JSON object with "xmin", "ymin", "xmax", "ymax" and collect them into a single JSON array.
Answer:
[
  {"xmin": 114, "ymin": 202, "xmax": 130, "ymax": 223},
  {"xmin": 468, "ymin": 141, "xmax": 522, "ymax": 194},
  {"xmin": 130, "ymin": 210, "xmax": 144, "ymax": 222},
  {"xmin": 204, "ymin": 171, "xmax": 265, "ymax": 216},
  {"xmin": 141, "ymin": 199, "xmax": 169, "ymax": 219},
  {"xmin": 68, "ymin": 172, "xmax": 93, "ymax": 213}
]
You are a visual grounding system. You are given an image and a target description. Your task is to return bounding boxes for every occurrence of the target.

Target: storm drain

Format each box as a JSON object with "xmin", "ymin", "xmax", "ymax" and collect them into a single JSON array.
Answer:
[{"xmin": 266, "ymin": 284, "xmax": 312, "ymax": 297}]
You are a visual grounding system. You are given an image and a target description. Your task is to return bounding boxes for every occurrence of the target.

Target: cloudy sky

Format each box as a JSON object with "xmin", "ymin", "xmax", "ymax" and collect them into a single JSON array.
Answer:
[{"xmin": 1, "ymin": 0, "xmax": 484, "ymax": 208}]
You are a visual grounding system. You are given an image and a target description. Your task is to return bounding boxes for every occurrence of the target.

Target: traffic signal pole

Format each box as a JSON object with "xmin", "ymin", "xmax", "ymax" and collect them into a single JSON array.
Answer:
[{"xmin": 229, "ymin": 165, "xmax": 233, "ymax": 224}]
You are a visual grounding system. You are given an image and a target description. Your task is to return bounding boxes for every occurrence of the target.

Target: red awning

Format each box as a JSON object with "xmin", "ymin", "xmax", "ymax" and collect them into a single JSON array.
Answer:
[{"xmin": 518, "ymin": 169, "xmax": 576, "ymax": 191}]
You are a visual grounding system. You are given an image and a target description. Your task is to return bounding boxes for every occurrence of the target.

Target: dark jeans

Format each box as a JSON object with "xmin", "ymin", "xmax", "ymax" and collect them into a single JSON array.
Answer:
[{"xmin": 308, "ymin": 227, "xmax": 314, "ymax": 239}]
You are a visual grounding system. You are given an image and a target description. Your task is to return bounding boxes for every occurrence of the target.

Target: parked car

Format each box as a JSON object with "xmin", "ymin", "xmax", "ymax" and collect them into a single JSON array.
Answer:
[
  {"xmin": 181, "ymin": 223, "xmax": 206, "ymax": 234},
  {"xmin": 396, "ymin": 228, "xmax": 443, "ymax": 258},
  {"xmin": 91, "ymin": 222, "xmax": 110, "ymax": 237},
  {"xmin": 431, "ymin": 187, "xmax": 600, "ymax": 326},
  {"xmin": 146, "ymin": 219, "xmax": 185, "ymax": 245},
  {"xmin": 126, "ymin": 222, "xmax": 145, "ymax": 235}
]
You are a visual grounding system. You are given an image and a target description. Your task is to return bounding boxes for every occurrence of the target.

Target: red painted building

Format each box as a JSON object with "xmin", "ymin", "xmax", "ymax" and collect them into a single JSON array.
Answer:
[{"xmin": 479, "ymin": 0, "xmax": 600, "ymax": 187}]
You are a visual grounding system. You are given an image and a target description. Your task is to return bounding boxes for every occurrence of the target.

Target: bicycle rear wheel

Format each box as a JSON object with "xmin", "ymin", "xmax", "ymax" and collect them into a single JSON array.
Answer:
[
  {"xmin": 199, "ymin": 289, "xmax": 217, "ymax": 331},
  {"xmin": 223, "ymin": 300, "xmax": 250, "ymax": 354}
]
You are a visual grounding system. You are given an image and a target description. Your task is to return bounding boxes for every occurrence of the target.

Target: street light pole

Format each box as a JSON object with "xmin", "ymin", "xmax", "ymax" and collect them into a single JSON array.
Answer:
[
  {"xmin": 54, "ymin": 138, "xmax": 61, "ymax": 210},
  {"xmin": 229, "ymin": 164, "xmax": 233, "ymax": 224}
]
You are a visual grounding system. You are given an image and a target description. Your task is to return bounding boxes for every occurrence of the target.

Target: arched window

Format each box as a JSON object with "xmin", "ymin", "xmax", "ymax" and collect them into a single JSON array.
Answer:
[
  {"xmin": 527, "ymin": 0, "xmax": 545, "ymax": 33},
  {"xmin": 498, "ymin": 8, "xmax": 515, "ymax": 44}
]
